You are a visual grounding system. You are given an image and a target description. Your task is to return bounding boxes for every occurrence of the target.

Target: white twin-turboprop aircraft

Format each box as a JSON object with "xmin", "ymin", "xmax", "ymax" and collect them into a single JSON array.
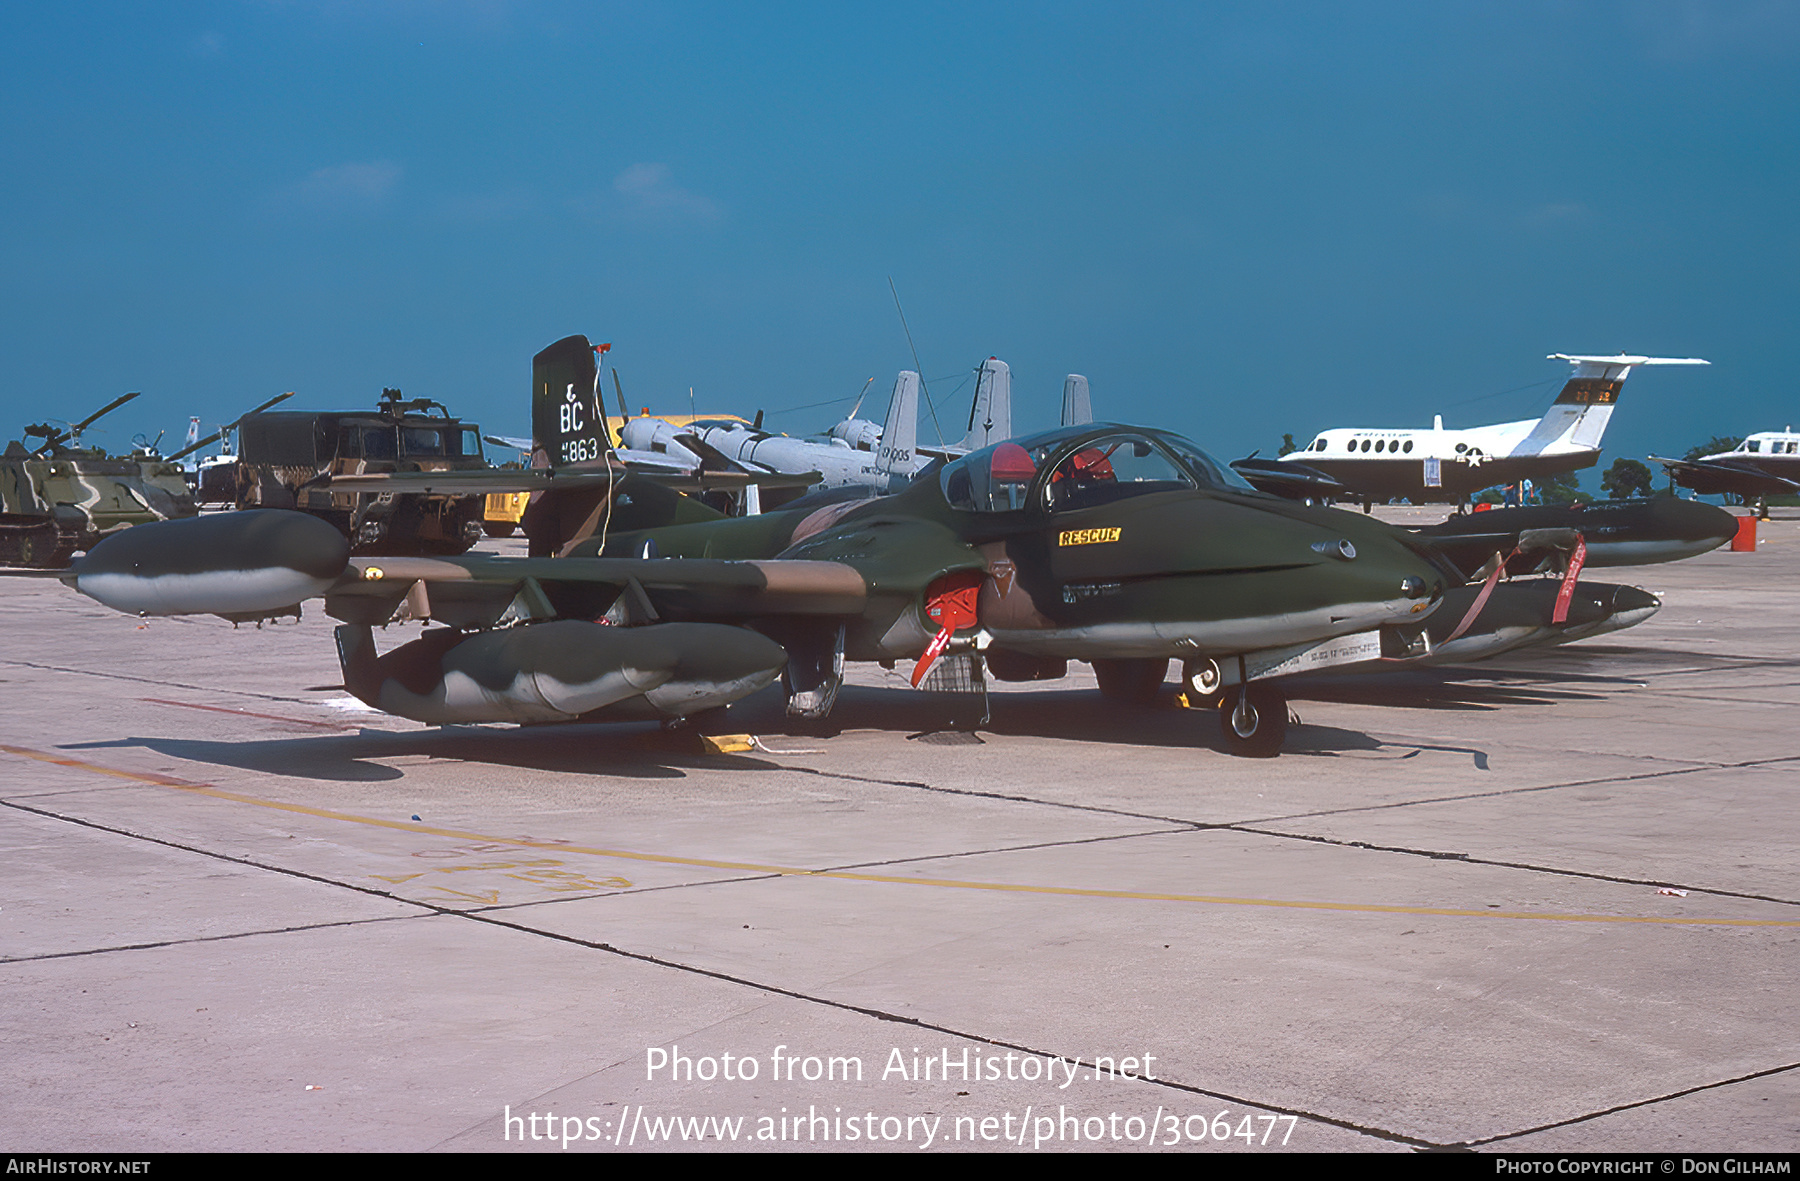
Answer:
[{"xmin": 1280, "ymin": 353, "xmax": 1710, "ymax": 508}]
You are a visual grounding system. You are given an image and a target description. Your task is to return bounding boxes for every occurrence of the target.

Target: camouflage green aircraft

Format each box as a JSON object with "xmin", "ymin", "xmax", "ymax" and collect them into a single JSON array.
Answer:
[
  {"xmin": 64, "ymin": 410, "xmax": 1673, "ymax": 755},
  {"xmin": 59, "ymin": 326, "xmax": 1688, "ymax": 755},
  {"xmin": 1, "ymin": 393, "xmax": 197, "ymax": 568}
]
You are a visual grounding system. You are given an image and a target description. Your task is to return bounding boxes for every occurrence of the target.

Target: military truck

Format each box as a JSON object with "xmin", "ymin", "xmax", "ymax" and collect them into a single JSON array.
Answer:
[
  {"xmin": 223, "ymin": 389, "xmax": 489, "ymax": 555},
  {"xmin": 0, "ymin": 393, "xmax": 197, "ymax": 568}
]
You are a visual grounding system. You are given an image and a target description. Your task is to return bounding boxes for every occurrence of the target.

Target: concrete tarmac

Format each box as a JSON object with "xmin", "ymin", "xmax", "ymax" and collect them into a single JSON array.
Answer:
[{"xmin": 2, "ymin": 509, "xmax": 1796, "ymax": 1153}]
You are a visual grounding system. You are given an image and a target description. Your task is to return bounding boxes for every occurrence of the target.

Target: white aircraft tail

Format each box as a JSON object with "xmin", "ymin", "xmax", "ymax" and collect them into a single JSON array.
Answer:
[
  {"xmin": 1062, "ymin": 374, "xmax": 1092, "ymax": 427},
  {"xmin": 875, "ymin": 370, "xmax": 920, "ymax": 478},
  {"xmin": 959, "ymin": 357, "xmax": 1012, "ymax": 452},
  {"xmin": 1517, "ymin": 353, "xmax": 1709, "ymax": 455}
]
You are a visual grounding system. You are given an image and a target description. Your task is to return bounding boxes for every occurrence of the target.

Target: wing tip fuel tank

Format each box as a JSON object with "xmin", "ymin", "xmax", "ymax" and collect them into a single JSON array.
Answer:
[{"xmin": 67, "ymin": 510, "xmax": 351, "ymax": 617}]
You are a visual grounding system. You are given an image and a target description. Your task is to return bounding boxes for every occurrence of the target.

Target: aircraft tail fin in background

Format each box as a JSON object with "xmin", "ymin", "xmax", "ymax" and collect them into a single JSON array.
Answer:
[
  {"xmin": 531, "ymin": 335, "xmax": 610, "ymax": 467},
  {"xmin": 876, "ymin": 370, "xmax": 920, "ymax": 480},
  {"xmin": 959, "ymin": 357, "xmax": 1012, "ymax": 453},
  {"xmin": 1519, "ymin": 353, "xmax": 1710, "ymax": 455},
  {"xmin": 1062, "ymin": 374, "xmax": 1093, "ymax": 427}
]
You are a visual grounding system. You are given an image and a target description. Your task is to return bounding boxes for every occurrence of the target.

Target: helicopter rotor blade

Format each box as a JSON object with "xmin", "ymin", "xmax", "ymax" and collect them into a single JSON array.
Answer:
[
  {"xmin": 69, "ymin": 392, "xmax": 141, "ymax": 438},
  {"xmin": 165, "ymin": 392, "xmax": 294, "ymax": 462}
]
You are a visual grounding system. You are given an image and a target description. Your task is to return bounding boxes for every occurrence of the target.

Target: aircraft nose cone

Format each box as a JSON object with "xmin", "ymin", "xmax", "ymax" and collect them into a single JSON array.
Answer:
[{"xmin": 1325, "ymin": 523, "xmax": 1449, "ymax": 619}]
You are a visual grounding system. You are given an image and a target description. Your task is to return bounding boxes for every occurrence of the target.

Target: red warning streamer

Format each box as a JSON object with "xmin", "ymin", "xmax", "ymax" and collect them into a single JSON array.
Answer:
[
  {"xmin": 1551, "ymin": 534, "xmax": 1587, "ymax": 625},
  {"xmin": 1444, "ymin": 547, "xmax": 1517, "ymax": 645},
  {"xmin": 911, "ymin": 572, "xmax": 985, "ymax": 687}
]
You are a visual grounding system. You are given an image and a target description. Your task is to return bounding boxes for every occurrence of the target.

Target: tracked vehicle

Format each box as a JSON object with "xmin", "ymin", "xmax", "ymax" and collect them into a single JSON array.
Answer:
[{"xmin": 0, "ymin": 393, "xmax": 196, "ymax": 568}]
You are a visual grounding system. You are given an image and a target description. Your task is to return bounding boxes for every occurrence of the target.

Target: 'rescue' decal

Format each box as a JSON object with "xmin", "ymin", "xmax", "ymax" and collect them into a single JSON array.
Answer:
[{"xmin": 1057, "ymin": 527, "xmax": 1121, "ymax": 547}]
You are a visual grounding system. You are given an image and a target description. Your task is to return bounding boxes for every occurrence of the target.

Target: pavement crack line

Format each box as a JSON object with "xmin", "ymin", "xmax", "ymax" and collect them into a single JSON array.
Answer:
[
  {"xmin": 1454, "ymin": 1059, "xmax": 1800, "ymax": 1150},
  {"xmin": 441, "ymin": 906, "xmax": 1434, "ymax": 1149},
  {"xmin": 1226, "ymin": 825, "xmax": 1800, "ymax": 909},
  {"xmin": 1234, "ymin": 753, "xmax": 1800, "ymax": 828},
  {"xmin": 5, "ymin": 745, "xmax": 1794, "ymax": 928},
  {"xmin": 0, "ymin": 914, "xmax": 422, "ymax": 964},
  {"xmin": 0, "ymin": 795, "xmax": 437, "ymax": 916},
  {"xmin": 756, "ymin": 751, "xmax": 1800, "ymax": 908},
  {"xmin": 5, "ymin": 766, "xmax": 1797, "ymax": 1150},
  {"xmin": 0, "ymin": 788, "xmax": 1420, "ymax": 1149},
  {"xmin": 776, "ymin": 763, "xmax": 1208, "ymax": 828},
  {"xmin": 0, "ymin": 658, "xmax": 395, "ymax": 712},
  {"xmin": 462, "ymin": 827, "xmax": 1196, "ymax": 916}
]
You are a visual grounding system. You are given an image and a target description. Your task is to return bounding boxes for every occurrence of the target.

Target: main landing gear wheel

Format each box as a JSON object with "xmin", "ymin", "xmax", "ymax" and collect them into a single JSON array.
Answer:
[{"xmin": 1220, "ymin": 683, "xmax": 1287, "ymax": 758}]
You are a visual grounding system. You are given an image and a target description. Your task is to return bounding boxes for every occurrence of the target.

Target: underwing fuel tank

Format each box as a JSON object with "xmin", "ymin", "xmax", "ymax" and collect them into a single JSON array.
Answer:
[
  {"xmin": 1414, "ymin": 579, "xmax": 1662, "ymax": 666},
  {"xmin": 335, "ymin": 620, "xmax": 787, "ymax": 724},
  {"xmin": 62, "ymin": 509, "xmax": 351, "ymax": 619}
]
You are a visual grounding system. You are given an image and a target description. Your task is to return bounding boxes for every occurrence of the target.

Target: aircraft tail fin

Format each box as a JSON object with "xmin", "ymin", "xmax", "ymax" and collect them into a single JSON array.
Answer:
[
  {"xmin": 876, "ymin": 370, "xmax": 920, "ymax": 480},
  {"xmin": 531, "ymin": 335, "xmax": 610, "ymax": 467},
  {"xmin": 1521, "ymin": 353, "xmax": 1710, "ymax": 454},
  {"xmin": 1062, "ymin": 374, "xmax": 1093, "ymax": 427},
  {"xmin": 959, "ymin": 357, "xmax": 1012, "ymax": 452}
]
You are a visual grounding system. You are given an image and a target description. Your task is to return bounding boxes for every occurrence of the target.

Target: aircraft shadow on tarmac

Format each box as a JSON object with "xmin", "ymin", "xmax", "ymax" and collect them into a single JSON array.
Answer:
[
  {"xmin": 59, "ymin": 727, "xmax": 786, "ymax": 785},
  {"xmin": 53, "ymin": 660, "xmax": 1634, "ymax": 784}
]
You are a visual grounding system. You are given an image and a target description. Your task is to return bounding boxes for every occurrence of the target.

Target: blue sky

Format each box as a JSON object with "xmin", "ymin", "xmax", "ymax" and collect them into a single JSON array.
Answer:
[{"xmin": 3, "ymin": 2, "xmax": 1796, "ymax": 477}]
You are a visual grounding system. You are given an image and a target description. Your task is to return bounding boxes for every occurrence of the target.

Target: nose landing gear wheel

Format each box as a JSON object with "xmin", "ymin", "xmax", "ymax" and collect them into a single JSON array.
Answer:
[{"xmin": 1220, "ymin": 683, "xmax": 1287, "ymax": 757}]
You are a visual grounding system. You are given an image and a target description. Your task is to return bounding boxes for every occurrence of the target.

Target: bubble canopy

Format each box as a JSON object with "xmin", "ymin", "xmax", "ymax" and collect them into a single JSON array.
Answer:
[{"xmin": 938, "ymin": 425, "xmax": 1259, "ymax": 513}]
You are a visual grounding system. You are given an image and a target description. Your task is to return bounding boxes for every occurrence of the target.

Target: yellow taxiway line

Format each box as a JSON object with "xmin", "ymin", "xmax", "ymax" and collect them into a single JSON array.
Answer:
[{"xmin": 5, "ymin": 742, "xmax": 1796, "ymax": 928}]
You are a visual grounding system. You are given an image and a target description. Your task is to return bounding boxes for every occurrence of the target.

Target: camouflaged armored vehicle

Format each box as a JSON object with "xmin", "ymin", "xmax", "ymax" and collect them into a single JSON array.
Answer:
[
  {"xmin": 222, "ymin": 389, "xmax": 489, "ymax": 555},
  {"xmin": 0, "ymin": 393, "xmax": 197, "ymax": 568}
]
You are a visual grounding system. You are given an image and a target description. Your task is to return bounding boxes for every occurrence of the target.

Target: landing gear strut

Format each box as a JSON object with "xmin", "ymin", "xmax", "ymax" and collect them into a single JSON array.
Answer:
[
  {"xmin": 779, "ymin": 622, "xmax": 845, "ymax": 723},
  {"xmin": 1220, "ymin": 682, "xmax": 1287, "ymax": 758}
]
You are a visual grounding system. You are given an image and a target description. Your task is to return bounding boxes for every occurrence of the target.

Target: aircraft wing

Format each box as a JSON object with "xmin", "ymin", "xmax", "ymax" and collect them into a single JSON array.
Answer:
[
  {"xmin": 324, "ymin": 552, "xmax": 869, "ymax": 628},
  {"xmin": 671, "ymin": 431, "xmax": 791, "ymax": 478},
  {"xmin": 63, "ymin": 509, "xmax": 870, "ymax": 624},
  {"xmin": 1649, "ymin": 455, "xmax": 1800, "ymax": 496},
  {"xmin": 322, "ymin": 463, "xmax": 822, "ymax": 496},
  {"xmin": 1230, "ymin": 457, "xmax": 1346, "ymax": 499}
]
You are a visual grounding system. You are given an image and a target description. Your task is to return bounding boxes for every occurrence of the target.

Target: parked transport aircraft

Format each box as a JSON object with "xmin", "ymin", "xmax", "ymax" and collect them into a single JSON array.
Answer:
[{"xmin": 1280, "ymin": 353, "xmax": 1709, "ymax": 509}]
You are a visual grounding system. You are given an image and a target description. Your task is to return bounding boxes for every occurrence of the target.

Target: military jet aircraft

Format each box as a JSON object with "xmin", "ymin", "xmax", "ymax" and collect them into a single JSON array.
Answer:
[
  {"xmin": 1283, "ymin": 353, "xmax": 1710, "ymax": 509},
  {"xmin": 67, "ymin": 421, "xmax": 1477, "ymax": 754}
]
